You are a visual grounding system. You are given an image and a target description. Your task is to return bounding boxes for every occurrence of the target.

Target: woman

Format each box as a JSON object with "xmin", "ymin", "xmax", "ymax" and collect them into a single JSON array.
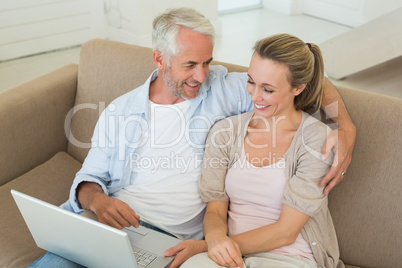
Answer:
[{"xmin": 182, "ymin": 34, "xmax": 344, "ymax": 268}]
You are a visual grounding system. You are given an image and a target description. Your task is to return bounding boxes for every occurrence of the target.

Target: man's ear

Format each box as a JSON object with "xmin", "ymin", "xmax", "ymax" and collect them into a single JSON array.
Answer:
[
  {"xmin": 153, "ymin": 51, "xmax": 165, "ymax": 70},
  {"xmin": 294, "ymin": 83, "xmax": 307, "ymax": 96}
]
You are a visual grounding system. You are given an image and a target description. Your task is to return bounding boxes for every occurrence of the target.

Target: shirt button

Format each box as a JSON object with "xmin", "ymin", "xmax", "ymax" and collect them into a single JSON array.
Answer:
[{"xmin": 312, "ymin": 241, "xmax": 317, "ymax": 246}]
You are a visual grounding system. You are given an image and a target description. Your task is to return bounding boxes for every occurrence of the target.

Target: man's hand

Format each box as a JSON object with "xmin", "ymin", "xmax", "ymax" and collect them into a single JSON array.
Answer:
[
  {"xmin": 77, "ymin": 182, "xmax": 140, "ymax": 229},
  {"xmin": 164, "ymin": 240, "xmax": 207, "ymax": 268},
  {"xmin": 321, "ymin": 125, "xmax": 356, "ymax": 195},
  {"xmin": 320, "ymin": 78, "xmax": 356, "ymax": 195}
]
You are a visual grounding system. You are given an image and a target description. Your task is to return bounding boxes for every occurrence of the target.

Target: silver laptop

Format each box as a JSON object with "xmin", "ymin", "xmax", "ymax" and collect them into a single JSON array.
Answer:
[{"xmin": 11, "ymin": 189, "xmax": 182, "ymax": 268}]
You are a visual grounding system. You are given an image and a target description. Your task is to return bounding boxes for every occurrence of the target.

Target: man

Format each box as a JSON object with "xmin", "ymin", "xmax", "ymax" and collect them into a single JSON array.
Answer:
[{"xmin": 30, "ymin": 7, "xmax": 356, "ymax": 268}]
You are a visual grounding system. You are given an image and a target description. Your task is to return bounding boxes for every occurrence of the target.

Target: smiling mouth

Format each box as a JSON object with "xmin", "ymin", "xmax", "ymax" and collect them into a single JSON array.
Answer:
[
  {"xmin": 184, "ymin": 82, "xmax": 200, "ymax": 89},
  {"xmin": 255, "ymin": 103, "xmax": 270, "ymax": 109}
]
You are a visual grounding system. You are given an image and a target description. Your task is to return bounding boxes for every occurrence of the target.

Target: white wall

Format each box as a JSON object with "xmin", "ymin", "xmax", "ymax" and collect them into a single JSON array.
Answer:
[
  {"xmin": 0, "ymin": 0, "xmax": 105, "ymax": 61},
  {"xmin": 105, "ymin": 0, "xmax": 219, "ymax": 47},
  {"xmin": 262, "ymin": 0, "xmax": 302, "ymax": 15},
  {"xmin": 1, "ymin": 0, "xmax": 218, "ymax": 61},
  {"xmin": 263, "ymin": 0, "xmax": 402, "ymax": 27},
  {"xmin": 2, "ymin": 0, "xmax": 400, "ymax": 61},
  {"xmin": 362, "ymin": 0, "xmax": 402, "ymax": 23},
  {"xmin": 218, "ymin": 0, "xmax": 262, "ymax": 13}
]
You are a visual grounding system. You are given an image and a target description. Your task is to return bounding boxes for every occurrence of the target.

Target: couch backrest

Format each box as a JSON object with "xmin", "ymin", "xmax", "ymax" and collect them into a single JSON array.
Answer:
[
  {"xmin": 68, "ymin": 39, "xmax": 402, "ymax": 267},
  {"xmin": 328, "ymin": 88, "xmax": 402, "ymax": 268},
  {"xmin": 67, "ymin": 39, "xmax": 155, "ymax": 162}
]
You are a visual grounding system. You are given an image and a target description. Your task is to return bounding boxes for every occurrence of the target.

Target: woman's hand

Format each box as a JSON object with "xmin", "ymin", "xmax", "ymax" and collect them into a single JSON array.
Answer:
[
  {"xmin": 206, "ymin": 234, "xmax": 244, "ymax": 268},
  {"xmin": 165, "ymin": 239, "xmax": 208, "ymax": 268}
]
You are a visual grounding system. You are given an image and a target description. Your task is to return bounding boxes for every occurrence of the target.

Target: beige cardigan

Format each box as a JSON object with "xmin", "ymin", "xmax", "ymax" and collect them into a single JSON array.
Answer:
[{"xmin": 199, "ymin": 111, "xmax": 344, "ymax": 268}]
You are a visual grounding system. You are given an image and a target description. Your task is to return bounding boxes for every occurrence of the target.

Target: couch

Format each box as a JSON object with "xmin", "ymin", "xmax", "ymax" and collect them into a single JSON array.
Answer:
[{"xmin": 0, "ymin": 38, "xmax": 401, "ymax": 268}]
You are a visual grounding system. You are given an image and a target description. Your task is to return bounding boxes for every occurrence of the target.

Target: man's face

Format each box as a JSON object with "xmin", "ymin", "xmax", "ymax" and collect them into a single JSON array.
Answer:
[{"xmin": 162, "ymin": 27, "xmax": 213, "ymax": 100}]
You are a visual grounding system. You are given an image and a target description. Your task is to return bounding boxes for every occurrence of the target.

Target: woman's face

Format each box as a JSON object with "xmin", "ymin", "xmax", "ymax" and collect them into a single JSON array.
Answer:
[{"xmin": 247, "ymin": 54, "xmax": 304, "ymax": 119}]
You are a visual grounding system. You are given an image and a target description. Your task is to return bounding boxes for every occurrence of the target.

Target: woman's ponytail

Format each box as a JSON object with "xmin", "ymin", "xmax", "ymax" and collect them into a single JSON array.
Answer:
[{"xmin": 253, "ymin": 34, "xmax": 325, "ymax": 112}]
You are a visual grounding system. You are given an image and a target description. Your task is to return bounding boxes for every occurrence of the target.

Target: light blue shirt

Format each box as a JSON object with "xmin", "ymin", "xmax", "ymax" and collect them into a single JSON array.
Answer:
[{"xmin": 62, "ymin": 65, "xmax": 253, "ymax": 214}]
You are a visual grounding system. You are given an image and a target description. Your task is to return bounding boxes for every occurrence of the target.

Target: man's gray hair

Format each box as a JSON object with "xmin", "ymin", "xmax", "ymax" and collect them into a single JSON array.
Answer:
[{"xmin": 152, "ymin": 8, "xmax": 215, "ymax": 65}]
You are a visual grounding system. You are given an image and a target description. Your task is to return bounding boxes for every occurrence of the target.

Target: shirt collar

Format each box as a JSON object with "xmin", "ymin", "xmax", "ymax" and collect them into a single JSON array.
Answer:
[
  {"xmin": 128, "ymin": 69, "xmax": 159, "ymax": 118},
  {"xmin": 127, "ymin": 67, "xmax": 217, "ymax": 118}
]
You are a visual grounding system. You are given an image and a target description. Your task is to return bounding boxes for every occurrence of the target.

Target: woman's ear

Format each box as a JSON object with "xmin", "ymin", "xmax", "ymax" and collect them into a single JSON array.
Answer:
[
  {"xmin": 153, "ymin": 51, "xmax": 165, "ymax": 70},
  {"xmin": 293, "ymin": 83, "xmax": 307, "ymax": 96}
]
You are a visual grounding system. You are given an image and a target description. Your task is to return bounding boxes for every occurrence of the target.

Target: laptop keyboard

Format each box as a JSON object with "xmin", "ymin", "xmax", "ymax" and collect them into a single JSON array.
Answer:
[{"xmin": 133, "ymin": 248, "xmax": 158, "ymax": 268}]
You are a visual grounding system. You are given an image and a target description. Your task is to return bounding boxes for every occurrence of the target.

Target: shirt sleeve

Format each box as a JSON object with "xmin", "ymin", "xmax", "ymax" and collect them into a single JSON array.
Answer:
[
  {"xmin": 198, "ymin": 117, "xmax": 237, "ymax": 203},
  {"xmin": 224, "ymin": 71, "xmax": 254, "ymax": 113},
  {"xmin": 209, "ymin": 65, "xmax": 253, "ymax": 114},
  {"xmin": 282, "ymin": 119, "xmax": 334, "ymax": 217},
  {"xmin": 66, "ymin": 108, "xmax": 114, "ymax": 213}
]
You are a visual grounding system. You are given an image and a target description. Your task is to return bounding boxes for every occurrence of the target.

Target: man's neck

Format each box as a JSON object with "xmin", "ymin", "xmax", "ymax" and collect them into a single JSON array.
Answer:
[{"xmin": 149, "ymin": 76, "xmax": 186, "ymax": 105}]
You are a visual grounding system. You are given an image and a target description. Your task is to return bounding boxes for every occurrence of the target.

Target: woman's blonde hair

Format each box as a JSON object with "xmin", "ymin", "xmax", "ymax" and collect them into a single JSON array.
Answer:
[{"xmin": 253, "ymin": 33, "xmax": 325, "ymax": 112}]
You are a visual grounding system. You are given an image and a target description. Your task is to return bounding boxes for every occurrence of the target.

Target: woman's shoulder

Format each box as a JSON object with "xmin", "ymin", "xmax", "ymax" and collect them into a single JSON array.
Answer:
[
  {"xmin": 206, "ymin": 111, "xmax": 253, "ymax": 150},
  {"xmin": 292, "ymin": 112, "xmax": 333, "ymax": 156},
  {"xmin": 299, "ymin": 111, "xmax": 332, "ymax": 138},
  {"xmin": 211, "ymin": 111, "xmax": 254, "ymax": 131}
]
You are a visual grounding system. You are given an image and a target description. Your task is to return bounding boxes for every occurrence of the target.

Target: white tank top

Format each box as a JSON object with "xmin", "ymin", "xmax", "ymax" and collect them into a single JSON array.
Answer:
[
  {"xmin": 112, "ymin": 100, "xmax": 205, "ymax": 240},
  {"xmin": 225, "ymin": 145, "xmax": 315, "ymax": 262}
]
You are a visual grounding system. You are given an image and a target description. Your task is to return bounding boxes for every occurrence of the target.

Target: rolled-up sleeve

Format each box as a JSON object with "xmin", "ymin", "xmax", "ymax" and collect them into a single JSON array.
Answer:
[
  {"xmin": 283, "ymin": 119, "xmax": 334, "ymax": 217},
  {"xmin": 65, "ymin": 108, "xmax": 115, "ymax": 212},
  {"xmin": 198, "ymin": 118, "xmax": 235, "ymax": 203}
]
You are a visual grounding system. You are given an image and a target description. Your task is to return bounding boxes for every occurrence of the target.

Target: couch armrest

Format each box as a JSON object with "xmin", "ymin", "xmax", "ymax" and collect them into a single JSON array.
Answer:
[{"xmin": 0, "ymin": 64, "xmax": 78, "ymax": 186}]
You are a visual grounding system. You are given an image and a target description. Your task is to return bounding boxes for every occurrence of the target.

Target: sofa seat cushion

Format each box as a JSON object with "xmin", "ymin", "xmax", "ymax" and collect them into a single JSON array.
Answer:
[{"xmin": 0, "ymin": 152, "xmax": 81, "ymax": 268}]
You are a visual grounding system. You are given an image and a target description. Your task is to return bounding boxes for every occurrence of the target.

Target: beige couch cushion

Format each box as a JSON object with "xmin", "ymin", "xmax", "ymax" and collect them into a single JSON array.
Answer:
[
  {"xmin": 0, "ymin": 65, "xmax": 78, "ymax": 186},
  {"xmin": 329, "ymin": 87, "xmax": 402, "ymax": 268},
  {"xmin": 67, "ymin": 39, "xmax": 156, "ymax": 163},
  {"xmin": 0, "ymin": 152, "xmax": 81, "ymax": 268}
]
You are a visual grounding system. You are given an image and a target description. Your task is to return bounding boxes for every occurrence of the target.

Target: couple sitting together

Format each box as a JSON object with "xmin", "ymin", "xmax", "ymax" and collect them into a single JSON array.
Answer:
[{"xmin": 30, "ymin": 7, "xmax": 354, "ymax": 268}]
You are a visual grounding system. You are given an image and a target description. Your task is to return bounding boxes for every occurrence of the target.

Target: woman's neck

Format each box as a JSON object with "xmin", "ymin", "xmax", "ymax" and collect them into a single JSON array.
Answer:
[{"xmin": 249, "ymin": 109, "xmax": 302, "ymax": 132}]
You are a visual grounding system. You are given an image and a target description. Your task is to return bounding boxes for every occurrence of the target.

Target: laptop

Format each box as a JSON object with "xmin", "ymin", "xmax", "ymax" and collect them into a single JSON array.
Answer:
[{"xmin": 11, "ymin": 189, "xmax": 182, "ymax": 268}]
